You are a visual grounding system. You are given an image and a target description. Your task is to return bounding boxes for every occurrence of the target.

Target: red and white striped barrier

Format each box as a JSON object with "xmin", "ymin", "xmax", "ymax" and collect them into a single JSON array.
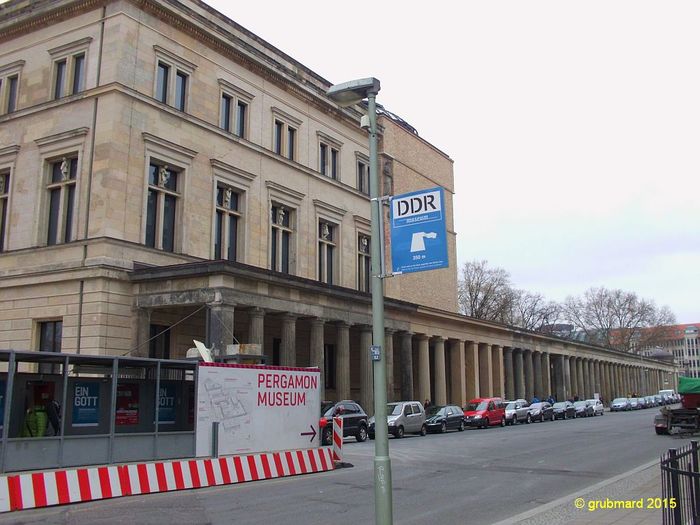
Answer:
[
  {"xmin": 332, "ymin": 416, "xmax": 343, "ymax": 462},
  {"xmin": 0, "ymin": 447, "xmax": 334, "ymax": 513}
]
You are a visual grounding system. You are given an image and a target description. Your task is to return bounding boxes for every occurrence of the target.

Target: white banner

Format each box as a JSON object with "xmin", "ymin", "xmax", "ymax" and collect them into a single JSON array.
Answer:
[{"xmin": 196, "ymin": 363, "xmax": 321, "ymax": 457}]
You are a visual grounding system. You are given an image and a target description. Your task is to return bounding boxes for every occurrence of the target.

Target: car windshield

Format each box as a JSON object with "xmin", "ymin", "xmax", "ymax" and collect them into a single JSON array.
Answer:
[
  {"xmin": 426, "ymin": 406, "xmax": 446, "ymax": 416},
  {"xmin": 553, "ymin": 402, "xmax": 566, "ymax": 409},
  {"xmin": 573, "ymin": 401, "xmax": 587, "ymax": 407},
  {"xmin": 505, "ymin": 402, "xmax": 516, "ymax": 409},
  {"xmin": 466, "ymin": 401, "xmax": 488, "ymax": 411},
  {"xmin": 612, "ymin": 398, "xmax": 627, "ymax": 403},
  {"xmin": 388, "ymin": 404, "xmax": 402, "ymax": 416},
  {"xmin": 530, "ymin": 403, "xmax": 544, "ymax": 409},
  {"xmin": 585, "ymin": 400, "xmax": 597, "ymax": 404}
]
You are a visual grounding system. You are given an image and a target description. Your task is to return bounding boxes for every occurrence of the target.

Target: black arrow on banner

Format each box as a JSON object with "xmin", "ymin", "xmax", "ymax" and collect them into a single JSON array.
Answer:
[{"xmin": 301, "ymin": 425, "xmax": 317, "ymax": 442}]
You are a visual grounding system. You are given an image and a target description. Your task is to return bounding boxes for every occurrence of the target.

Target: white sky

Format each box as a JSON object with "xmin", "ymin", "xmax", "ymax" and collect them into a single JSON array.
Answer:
[{"xmin": 205, "ymin": 0, "xmax": 699, "ymax": 323}]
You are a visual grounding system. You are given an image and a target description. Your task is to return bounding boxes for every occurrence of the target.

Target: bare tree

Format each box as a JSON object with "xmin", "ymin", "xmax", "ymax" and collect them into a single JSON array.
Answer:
[
  {"xmin": 457, "ymin": 260, "xmax": 512, "ymax": 320},
  {"xmin": 561, "ymin": 287, "xmax": 676, "ymax": 352},
  {"xmin": 504, "ymin": 290, "xmax": 562, "ymax": 331}
]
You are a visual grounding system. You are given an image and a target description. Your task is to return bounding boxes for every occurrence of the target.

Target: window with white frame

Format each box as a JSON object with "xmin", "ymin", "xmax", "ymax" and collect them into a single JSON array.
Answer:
[
  {"xmin": 219, "ymin": 80, "xmax": 253, "ymax": 138},
  {"xmin": 214, "ymin": 183, "xmax": 241, "ymax": 261},
  {"xmin": 356, "ymin": 154, "xmax": 369, "ymax": 195},
  {"xmin": 357, "ymin": 234, "xmax": 371, "ymax": 292},
  {"xmin": 49, "ymin": 38, "xmax": 91, "ymax": 100},
  {"xmin": 145, "ymin": 162, "xmax": 179, "ymax": 252},
  {"xmin": 153, "ymin": 46, "xmax": 196, "ymax": 112},
  {"xmin": 46, "ymin": 156, "xmax": 78, "ymax": 246},
  {"xmin": 271, "ymin": 107, "xmax": 301, "ymax": 161},
  {"xmin": 318, "ymin": 220, "xmax": 336, "ymax": 284},
  {"xmin": 0, "ymin": 169, "xmax": 9, "ymax": 252},
  {"xmin": 270, "ymin": 204, "xmax": 294, "ymax": 274},
  {"xmin": 0, "ymin": 60, "xmax": 23, "ymax": 115},
  {"xmin": 317, "ymin": 132, "xmax": 342, "ymax": 179}
]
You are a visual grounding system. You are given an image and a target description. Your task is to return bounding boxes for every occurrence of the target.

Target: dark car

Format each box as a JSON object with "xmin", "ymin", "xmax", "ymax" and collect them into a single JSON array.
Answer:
[
  {"xmin": 528, "ymin": 402, "xmax": 554, "ymax": 422},
  {"xmin": 424, "ymin": 405, "xmax": 465, "ymax": 433},
  {"xmin": 573, "ymin": 400, "xmax": 594, "ymax": 417},
  {"xmin": 320, "ymin": 400, "xmax": 369, "ymax": 445},
  {"xmin": 552, "ymin": 401, "xmax": 576, "ymax": 420}
]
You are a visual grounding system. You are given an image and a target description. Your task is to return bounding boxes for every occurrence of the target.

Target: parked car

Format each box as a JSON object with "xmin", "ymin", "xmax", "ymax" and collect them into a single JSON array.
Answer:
[
  {"xmin": 368, "ymin": 401, "xmax": 426, "ymax": 439},
  {"xmin": 424, "ymin": 405, "xmax": 465, "ymax": 433},
  {"xmin": 528, "ymin": 402, "xmax": 554, "ymax": 422},
  {"xmin": 654, "ymin": 395, "xmax": 664, "ymax": 406},
  {"xmin": 586, "ymin": 399, "xmax": 605, "ymax": 416},
  {"xmin": 505, "ymin": 400, "xmax": 531, "ymax": 425},
  {"xmin": 644, "ymin": 396, "xmax": 657, "ymax": 408},
  {"xmin": 637, "ymin": 397, "xmax": 648, "ymax": 409},
  {"xmin": 610, "ymin": 398, "xmax": 630, "ymax": 411},
  {"xmin": 628, "ymin": 398, "xmax": 641, "ymax": 410},
  {"xmin": 320, "ymin": 400, "xmax": 369, "ymax": 445},
  {"xmin": 573, "ymin": 400, "xmax": 594, "ymax": 417},
  {"xmin": 463, "ymin": 397, "xmax": 506, "ymax": 428},
  {"xmin": 552, "ymin": 401, "xmax": 576, "ymax": 420},
  {"xmin": 654, "ymin": 413, "xmax": 669, "ymax": 435}
]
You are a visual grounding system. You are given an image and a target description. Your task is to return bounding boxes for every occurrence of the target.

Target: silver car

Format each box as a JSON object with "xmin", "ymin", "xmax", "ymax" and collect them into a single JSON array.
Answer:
[
  {"xmin": 368, "ymin": 401, "xmax": 426, "ymax": 439},
  {"xmin": 610, "ymin": 398, "xmax": 630, "ymax": 411},
  {"xmin": 586, "ymin": 399, "xmax": 605, "ymax": 416},
  {"xmin": 505, "ymin": 400, "xmax": 531, "ymax": 425}
]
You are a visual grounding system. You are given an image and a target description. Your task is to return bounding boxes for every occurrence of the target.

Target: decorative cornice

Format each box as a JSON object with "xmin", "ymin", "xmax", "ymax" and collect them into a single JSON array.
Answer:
[
  {"xmin": 0, "ymin": 145, "xmax": 21, "ymax": 161},
  {"xmin": 48, "ymin": 36, "xmax": 93, "ymax": 57},
  {"xmin": 0, "ymin": 60, "xmax": 24, "ymax": 76},
  {"xmin": 265, "ymin": 180, "xmax": 305, "ymax": 203},
  {"xmin": 210, "ymin": 159, "xmax": 256, "ymax": 185},
  {"xmin": 153, "ymin": 44, "xmax": 198, "ymax": 73},
  {"xmin": 142, "ymin": 132, "xmax": 198, "ymax": 159},
  {"xmin": 34, "ymin": 127, "xmax": 89, "ymax": 149},
  {"xmin": 217, "ymin": 78, "xmax": 254, "ymax": 102},
  {"xmin": 316, "ymin": 130, "xmax": 343, "ymax": 148},
  {"xmin": 271, "ymin": 106, "xmax": 303, "ymax": 127},
  {"xmin": 313, "ymin": 199, "xmax": 346, "ymax": 219}
]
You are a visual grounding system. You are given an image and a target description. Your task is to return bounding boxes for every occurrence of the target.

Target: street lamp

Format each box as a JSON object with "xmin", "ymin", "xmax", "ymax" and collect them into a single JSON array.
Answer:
[{"xmin": 327, "ymin": 77, "xmax": 392, "ymax": 525}]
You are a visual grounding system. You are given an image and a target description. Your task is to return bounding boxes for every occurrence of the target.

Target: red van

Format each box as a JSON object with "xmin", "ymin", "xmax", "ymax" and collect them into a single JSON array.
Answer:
[{"xmin": 463, "ymin": 397, "xmax": 506, "ymax": 428}]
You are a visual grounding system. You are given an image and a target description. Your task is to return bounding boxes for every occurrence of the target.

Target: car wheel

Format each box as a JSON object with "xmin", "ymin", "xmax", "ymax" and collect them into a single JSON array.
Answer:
[
  {"xmin": 322, "ymin": 427, "xmax": 332, "ymax": 446},
  {"xmin": 526, "ymin": 414, "xmax": 532, "ymax": 424},
  {"xmin": 356, "ymin": 424, "xmax": 368, "ymax": 442},
  {"xmin": 458, "ymin": 421, "xmax": 465, "ymax": 432},
  {"xmin": 440, "ymin": 422, "xmax": 447, "ymax": 433},
  {"xmin": 420, "ymin": 424, "xmax": 427, "ymax": 436},
  {"xmin": 396, "ymin": 426, "xmax": 405, "ymax": 439},
  {"xmin": 482, "ymin": 418, "xmax": 489, "ymax": 429},
  {"xmin": 500, "ymin": 417, "xmax": 506, "ymax": 427}
]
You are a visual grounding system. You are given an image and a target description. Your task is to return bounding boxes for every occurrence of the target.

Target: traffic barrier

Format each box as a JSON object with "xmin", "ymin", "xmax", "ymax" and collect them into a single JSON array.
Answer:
[
  {"xmin": 0, "ymin": 447, "xmax": 334, "ymax": 513},
  {"xmin": 332, "ymin": 416, "xmax": 343, "ymax": 462}
]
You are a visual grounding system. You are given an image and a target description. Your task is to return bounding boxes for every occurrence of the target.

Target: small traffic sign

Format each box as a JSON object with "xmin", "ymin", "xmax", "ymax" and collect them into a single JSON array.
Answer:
[
  {"xmin": 390, "ymin": 187, "xmax": 449, "ymax": 274},
  {"xmin": 370, "ymin": 345, "xmax": 382, "ymax": 361}
]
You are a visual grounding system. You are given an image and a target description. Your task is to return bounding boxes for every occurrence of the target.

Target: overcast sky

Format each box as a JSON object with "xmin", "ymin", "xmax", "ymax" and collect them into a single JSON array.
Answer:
[{"xmin": 205, "ymin": 1, "xmax": 699, "ymax": 323}]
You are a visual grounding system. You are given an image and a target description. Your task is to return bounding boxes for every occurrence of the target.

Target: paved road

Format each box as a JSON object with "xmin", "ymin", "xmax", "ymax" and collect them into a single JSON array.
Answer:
[{"xmin": 0, "ymin": 409, "xmax": 674, "ymax": 525}]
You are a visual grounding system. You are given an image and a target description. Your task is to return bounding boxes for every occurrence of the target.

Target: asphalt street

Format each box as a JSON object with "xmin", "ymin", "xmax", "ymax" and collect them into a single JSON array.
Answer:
[{"xmin": 0, "ymin": 408, "xmax": 677, "ymax": 525}]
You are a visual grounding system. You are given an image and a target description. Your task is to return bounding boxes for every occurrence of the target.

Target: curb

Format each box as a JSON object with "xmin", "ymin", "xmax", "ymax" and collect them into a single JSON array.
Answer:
[
  {"xmin": 0, "ymin": 447, "xmax": 334, "ymax": 513},
  {"xmin": 491, "ymin": 458, "xmax": 659, "ymax": 525}
]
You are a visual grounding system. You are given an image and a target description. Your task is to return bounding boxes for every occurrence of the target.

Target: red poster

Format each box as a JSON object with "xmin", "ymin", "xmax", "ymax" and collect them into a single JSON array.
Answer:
[{"xmin": 116, "ymin": 383, "xmax": 139, "ymax": 425}]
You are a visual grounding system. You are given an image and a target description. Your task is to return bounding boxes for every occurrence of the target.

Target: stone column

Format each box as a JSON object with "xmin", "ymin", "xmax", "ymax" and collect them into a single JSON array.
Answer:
[
  {"xmin": 207, "ymin": 303, "xmax": 236, "ymax": 356},
  {"xmin": 514, "ymin": 349, "xmax": 525, "ymax": 399},
  {"xmin": 248, "ymin": 307, "xmax": 265, "ymax": 346},
  {"xmin": 523, "ymin": 349, "xmax": 534, "ymax": 400},
  {"xmin": 135, "ymin": 307, "xmax": 151, "ymax": 358},
  {"xmin": 400, "ymin": 332, "xmax": 414, "ymax": 400},
  {"xmin": 280, "ymin": 314, "xmax": 297, "ymax": 366},
  {"xmin": 417, "ymin": 335, "xmax": 431, "ymax": 405},
  {"xmin": 491, "ymin": 345, "xmax": 505, "ymax": 398},
  {"xmin": 478, "ymin": 342, "xmax": 493, "ymax": 397},
  {"xmin": 433, "ymin": 337, "xmax": 447, "ymax": 405},
  {"xmin": 450, "ymin": 340, "xmax": 467, "ymax": 406},
  {"xmin": 587, "ymin": 360, "xmax": 595, "ymax": 398},
  {"xmin": 555, "ymin": 355, "xmax": 566, "ymax": 401},
  {"xmin": 533, "ymin": 350, "xmax": 543, "ymax": 399},
  {"xmin": 359, "ymin": 326, "xmax": 373, "ymax": 416},
  {"xmin": 465, "ymin": 341, "xmax": 480, "ymax": 399},
  {"xmin": 569, "ymin": 357, "xmax": 577, "ymax": 399},
  {"xmin": 576, "ymin": 358, "xmax": 585, "ymax": 399},
  {"xmin": 503, "ymin": 347, "xmax": 515, "ymax": 400},
  {"xmin": 385, "ymin": 329, "xmax": 395, "ymax": 401},
  {"xmin": 309, "ymin": 318, "xmax": 325, "ymax": 395},
  {"xmin": 336, "ymin": 322, "xmax": 350, "ymax": 400},
  {"xmin": 543, "ymin": 353, "xmax": 552, "ymax": 398}
]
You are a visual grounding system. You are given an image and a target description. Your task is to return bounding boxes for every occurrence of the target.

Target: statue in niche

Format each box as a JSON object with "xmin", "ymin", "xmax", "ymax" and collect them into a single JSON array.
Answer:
[
  {"xmin": 158, "ymin": 165, "xmax": 170, "ymax": 188},
  {"xmin": 60, "ymin": 157, "xmax": 70, "ymax": 181},
  {"xmin": 321, "ymin": 223, "xmax": 330, "ymax": 240},
  {"xmin": 278, "ymin": 208, "xmax": 286, "ymax": 224},
  {"xmin": 223, "ymin": 188, "xmax": 233, "ymax": 209},
  {"xmin": 360, "ymin": 236, "xmax": 369, "ymax": 253}
]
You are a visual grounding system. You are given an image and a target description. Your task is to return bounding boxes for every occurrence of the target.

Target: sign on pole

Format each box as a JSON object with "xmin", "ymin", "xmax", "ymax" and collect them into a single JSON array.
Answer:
[{"xmin": 390, "ymin": 187, "xmax": 449, "ymax": 274}]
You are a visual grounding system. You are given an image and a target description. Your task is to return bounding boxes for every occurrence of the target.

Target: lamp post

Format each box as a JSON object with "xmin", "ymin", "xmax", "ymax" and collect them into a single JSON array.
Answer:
[{"xmin": 327, "ymin": 77, "xmax": 392, "ymax": 525}]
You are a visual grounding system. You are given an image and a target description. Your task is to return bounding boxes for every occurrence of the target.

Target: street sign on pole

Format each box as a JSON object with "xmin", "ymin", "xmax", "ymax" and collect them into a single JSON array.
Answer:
[{"xmin": 390, "ymin": 187, "xmax": 448, "ymax": 275}]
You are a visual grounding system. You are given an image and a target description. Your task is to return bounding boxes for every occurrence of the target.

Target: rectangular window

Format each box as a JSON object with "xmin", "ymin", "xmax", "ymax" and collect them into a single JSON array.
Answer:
[
  {"xmin": 39, "ymin": 320, "xmax": 62, "ymax": 353},
  {"xmin": 220, "ymin": 93, "xmax": 232, "ymax": 131},
  {"xmin": 46, "ymin": 157, "xmax": 77, "ymax": 246},
  {"xmin": 214, "ymin": 184, "xmax": 241, "ymax": 262},
  {"xmin": 71, "ymin": 54, "xmax": 85, "ymax": 95},
  {"xmin": 175, "ymin": 71, "xmax": 187, "ymax": 111},
  {"xmin": 156, "ymin": 62, "xmax": 169, "ymax": 103},
  {"xmin": 236, "ymin": 101, "xmax": 247, "ymax": 138},
  {"xmin": 6, "ymin": 76, "xmax": 18, "ymax": 113},
  {"xmin": 286, "ymin": 127, "xmax": 296, "ymax": 160},
  {"xmin": 0, "ymin": 61, "xmax": 24, "ymax": 115},
  {"xmin": 271, "ymin": 112, "xmax": 299, "ymax": 160},
  {"xmin": 274, "ymin": 120, "xmax": 283, "ymax": 155},
  {"xmin": 357, "ymin": 234, "xmax": 371, "ymax": 292},
  {"xmin": 271, "ymin": 204, "xmax": 293, "ymax": 274},
  {"xmin": 331, "ymin": 149, "xmax": 338, "ymax": 179},
  {"xmin": 318, "ymin": 221, "xmax": 336, "ymax": 284},
  {"xmin": 0, "ymin": 171, "xmax": 8, "ymax": 252},
  {"xmin": 145, "ymin": 163, "xmax": 180, "ymax": 252},
  {"xmin": 357, "ymin": 160, "xmax": 369, "ymax": 195},
  {"xmin": 319, "ymin": 144, "xmax": 327, "ymax": 176},
  {"xmin": 54, "ymin": 59, "xmax": 67, "ymax": 99},
  {"xmin": 319, "ymin": 141, "xmax": 340, "ymax": 179}
]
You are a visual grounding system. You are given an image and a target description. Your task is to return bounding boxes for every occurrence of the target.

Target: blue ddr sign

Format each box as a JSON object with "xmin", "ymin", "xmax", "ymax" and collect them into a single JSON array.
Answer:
[{"xmin": 390, "ymin": 187, "xmax": 448, "ymax": 274}]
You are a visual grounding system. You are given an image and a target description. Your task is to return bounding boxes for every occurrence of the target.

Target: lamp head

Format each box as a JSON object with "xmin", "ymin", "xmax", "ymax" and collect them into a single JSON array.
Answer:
[{"xmin": 327, "ymin": 77, "xmax": 381, "ymax": 107}]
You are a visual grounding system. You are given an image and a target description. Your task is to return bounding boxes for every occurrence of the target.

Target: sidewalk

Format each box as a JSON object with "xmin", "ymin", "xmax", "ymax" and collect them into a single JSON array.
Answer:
[{"xmin": 493, "ymin": 459, "xmax": 662, "ymax": 525}]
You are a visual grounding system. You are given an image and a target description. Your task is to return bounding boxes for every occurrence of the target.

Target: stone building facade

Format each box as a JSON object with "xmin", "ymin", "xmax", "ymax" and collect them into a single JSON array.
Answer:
[{"xmin": 0, "ymin": 0, "xmax": 675, "ymax": 413}]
